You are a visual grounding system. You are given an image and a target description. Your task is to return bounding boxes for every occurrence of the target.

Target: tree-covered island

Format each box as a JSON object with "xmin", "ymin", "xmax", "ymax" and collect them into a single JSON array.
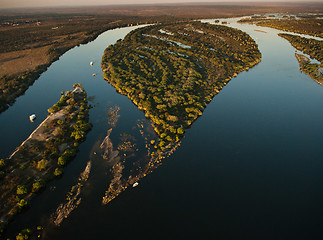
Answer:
[
  {"xmin": 0, "ymin": 84, "xmax": 92, "ymax": 236},
  {"xmin": 238, "ymin": 15, "xmax": 323, "ymax": 37},
  {"xmin": 102, "ymin": 21, "xmax": 261, "ymax": 149},
  {"xmin": 279, "ymin": 33, "xmax": 323, "ymax": 84}
]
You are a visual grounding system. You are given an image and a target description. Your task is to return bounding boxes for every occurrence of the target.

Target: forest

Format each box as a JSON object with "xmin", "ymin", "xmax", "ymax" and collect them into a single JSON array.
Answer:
[
  {"xmin": 238, "ymin": 15, "xmax": 323, "ymax": 37},
  {"xmin": 102, "ymin": 21, "xmax": 261, "ymax": 151},
  {"xmin": 257, "ymin": 17, "xmax": 323, "ymax": 37}
]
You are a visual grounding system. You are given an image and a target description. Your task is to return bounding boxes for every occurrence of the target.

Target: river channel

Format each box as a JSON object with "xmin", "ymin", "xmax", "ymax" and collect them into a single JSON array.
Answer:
[{"xmin": 2, "ymin": 18, "xmax": 323, "ymax": 239}]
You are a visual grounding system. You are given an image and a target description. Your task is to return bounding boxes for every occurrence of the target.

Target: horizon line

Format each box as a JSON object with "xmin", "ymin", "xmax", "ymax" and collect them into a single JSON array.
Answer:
[{"xmin": 1, "ymin": 1, "xmax": 323, "ymax": 11}]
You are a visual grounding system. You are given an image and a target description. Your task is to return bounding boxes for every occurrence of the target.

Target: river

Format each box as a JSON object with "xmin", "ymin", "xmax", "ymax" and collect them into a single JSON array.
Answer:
[{"xmin": 2, "ymin": 18, "xmax": 323, "ymax": 239}]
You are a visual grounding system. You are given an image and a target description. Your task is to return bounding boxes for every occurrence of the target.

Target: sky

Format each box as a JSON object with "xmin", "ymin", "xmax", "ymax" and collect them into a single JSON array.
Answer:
[{"xmin": 1, "ymin": 0, "xmax": 317, "ymax": 9}]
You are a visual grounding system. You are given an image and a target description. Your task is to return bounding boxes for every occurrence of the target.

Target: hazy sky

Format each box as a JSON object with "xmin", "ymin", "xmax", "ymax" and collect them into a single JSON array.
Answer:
[{"xmin": 1, "ymin": 0, "xmax": 316, "ymax": 9}]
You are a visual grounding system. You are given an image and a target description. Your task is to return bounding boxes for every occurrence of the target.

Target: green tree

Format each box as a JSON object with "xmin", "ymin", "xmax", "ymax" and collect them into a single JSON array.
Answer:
[
  {"xmin": 0, "ymin": 158, "xmax": 6, "ymax": 168},
  {"xmin": 32, "ymin": 180, "xmax": 45, "ymax": 193},
  {"xmin": 36, "ymin": 159, "xmax": 48, "ymax": 171},
  {"xmin": 54, "ymin": 167, "xmax": 63, "ymax": 176},
  {"xmin": 16, "ymin": 228, "xmax": 32, "ymax": 240},
  {"xmin": 177, "ymin": 128, "xmax": 184, "ymax": 135},
  {"xmin": 17, "ymin": 185, "xmax": 27, "ymax": 195},
  {"xmin": 57, "ymin": 156, "xmax": 67, "ymax": 166},
  {"xmin": 17, "ymin": 199, "xmax": 28, "ymax": 209}
]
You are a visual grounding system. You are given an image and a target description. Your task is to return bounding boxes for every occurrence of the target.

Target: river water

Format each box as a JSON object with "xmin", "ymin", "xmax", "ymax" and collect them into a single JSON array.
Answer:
[{"xmin": 2, "ymin": 18, "xmax": 323, "ymax": 239}]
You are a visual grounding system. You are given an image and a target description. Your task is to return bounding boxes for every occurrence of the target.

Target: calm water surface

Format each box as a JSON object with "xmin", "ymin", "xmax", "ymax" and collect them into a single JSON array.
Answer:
[{"xmin": 2, "ymin": 19, "xmax": 323, "ymax": 239}]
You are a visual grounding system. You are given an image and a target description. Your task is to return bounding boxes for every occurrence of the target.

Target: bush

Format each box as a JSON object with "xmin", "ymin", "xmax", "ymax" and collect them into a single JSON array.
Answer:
[
  {"xmin": 16, "ymin": 228, "xmax": 32, "ymax": 240},
  {"xmin": 17, "ymin": 185, "xmax": 27, "ymax": 195},
  {"xmin": 177, "ymin": 128, "xmax": 184, "ymax": 135},
  {"xmin": 0, "ymin": 158, "xmax": 6, "ymax": 168},
  {"xmin": 17, "ymin": 199, "xmax": 28, "ymax": 209},
  {"xmin": 57, "ymin": 156, "xmax": 67, "ymax": 166},
  {"xmin": 54, "ymin": 167, "xmax": 63, "ymax": 176},
  {"xmin": 36, "ymin": 159, "xmax": 48, "ymax": 171},
  {"xmin": 32, "ymin": 180, "xmax": 45, "ymax": 193},
  {"xmin": 48, "ymin": 104, "xmax": 61, "ymax": 114}
]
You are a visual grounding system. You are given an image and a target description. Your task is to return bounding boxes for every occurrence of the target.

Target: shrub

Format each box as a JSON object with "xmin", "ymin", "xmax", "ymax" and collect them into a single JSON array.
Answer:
[
  {"xmin": 17, "ymin": 185, "xmax": 27, "ymax": 195},
  {"xmin": 54, "ymin": 167, "xmax": 63, "ymax": 176},
  {"xmin": 17, "ymin": 199, "xmax": 28, "ymax": 209},
  {"xmin": 0, "ymin": 158, "xmax": 6, "ymax": 168},
  {"xmin": 32, "ymin": 180, "xmax": 45, "ymax": 193},
  {"xmin": 16, "ymin": 228, "xmax": 32, "ymax": 240},
  {"xmin": 57, "ymin": 156, "xmax": 67, "ymax": 166},
  {"xmin": 36, "ymin": 159, "xmax": 48, "ymax": 171},
  {"xmin": 177, "ymin": 128, "xmax": 184, "ymax": 135}
]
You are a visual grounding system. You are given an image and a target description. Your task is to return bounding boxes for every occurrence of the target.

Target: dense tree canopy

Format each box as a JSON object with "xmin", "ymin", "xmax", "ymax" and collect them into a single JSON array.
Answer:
[{"xmin": 102, "ymin": 21, "xmax": 261, "ymax": 145}]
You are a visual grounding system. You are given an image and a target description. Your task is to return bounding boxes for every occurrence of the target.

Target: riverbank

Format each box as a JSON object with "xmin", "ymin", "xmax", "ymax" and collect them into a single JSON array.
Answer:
[{"xmin": 0, "ymin": 84, "xmax": 92, "ymax": 237}]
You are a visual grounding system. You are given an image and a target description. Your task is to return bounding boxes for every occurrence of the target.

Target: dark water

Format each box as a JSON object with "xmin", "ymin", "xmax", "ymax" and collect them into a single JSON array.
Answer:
[{"xmin": 2, "ymin": 19, "xmax": 323, "ymax": 239}]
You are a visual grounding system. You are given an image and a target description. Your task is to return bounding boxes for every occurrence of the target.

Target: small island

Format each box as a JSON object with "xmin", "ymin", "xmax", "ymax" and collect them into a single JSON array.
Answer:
[
  {"xmin": 0, "ymin": 84, "xmax": 92, "ymax": 236},
  {"xmin": 238, "ymin": 14, "xmax": 323, "ymax": 37},
  {"xmin": 279, "ymin": 33, "xmax": 323, "ymax": 84}
]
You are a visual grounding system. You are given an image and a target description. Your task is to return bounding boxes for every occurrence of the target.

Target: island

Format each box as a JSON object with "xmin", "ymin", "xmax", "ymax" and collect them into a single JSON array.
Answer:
[
  {"xmin": 96, "ymin": 21, "xmax": 262, "ymax": 206},
  {"xmin": 101, "ymin": 21, "xmax": 261, "ymax": 151},
  {"xmin": 0, "ymin": 84, "xmax": 92, "ymax": 236},
  {"xmin": 279, "ymin": 33, "xmax": 323, "ymax": 84},
  {"xmin": 238, "ymin": 14, "xmax": 323, "ymax": 37}
]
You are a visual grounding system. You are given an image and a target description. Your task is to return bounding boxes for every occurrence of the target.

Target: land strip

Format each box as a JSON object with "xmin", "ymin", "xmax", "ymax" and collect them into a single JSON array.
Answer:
[
  {"xmin": 238, "ymin": 14, "xmax": 323, "ymax": 37},
  {"xmin": 0, "ymin": 84, "xmax": 92, "ymax": 236}
]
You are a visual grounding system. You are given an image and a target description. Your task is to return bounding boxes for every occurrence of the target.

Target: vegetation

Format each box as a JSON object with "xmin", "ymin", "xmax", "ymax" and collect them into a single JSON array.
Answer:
[
  {"xmin": 0, "ymin": 14, "xmax": 186, "ymax": 114},
  {"xmin": 239, "ymin": 15, "xmax": 323, "ymax": 84},
  {"xmin": 279, "ymin": 33, "xmax": 322, "ymax": 62},
  {"xmin": 0, "ymin": 84, "xmax": 92, "ymax": 237},
  {"xmin": 257, "ymin": 18, "xmax": 323, "ymax": 37},
  {"xmin": 279, "ymin": 33, "xmax": 323, "ymax": 84},
  {"xmin": 1, "ymin": 3, "xmax": 320, "ymax": 114},
  {"xmin": 15, "ymin": 228, "xmax": 32, "ymax": 240},
  {"xmin": 238, "ymin": 15, "xmax": 323, "ymax": 37},
  {"xmin": 102, "ymin": 21, "xmax": 261, "ymax": 148}
]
